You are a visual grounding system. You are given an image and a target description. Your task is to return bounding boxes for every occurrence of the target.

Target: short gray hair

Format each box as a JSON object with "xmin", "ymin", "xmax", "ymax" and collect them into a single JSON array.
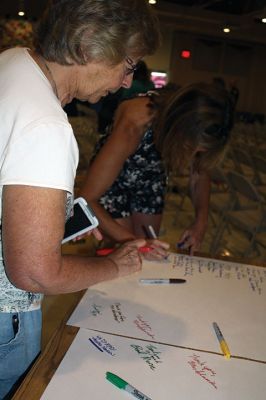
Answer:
[{"xmin": 34, "ymin": 0, "xmax": 160, "ymax": 65}]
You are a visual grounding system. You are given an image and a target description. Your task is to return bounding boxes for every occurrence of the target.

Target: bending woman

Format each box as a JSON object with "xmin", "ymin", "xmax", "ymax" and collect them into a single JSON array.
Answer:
[{"xmin": 80, "ymin": 82, "xmax": 234, "ymax": 254}]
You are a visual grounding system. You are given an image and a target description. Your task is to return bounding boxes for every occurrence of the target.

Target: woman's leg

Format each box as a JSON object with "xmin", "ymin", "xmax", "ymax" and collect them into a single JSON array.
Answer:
[
  {"xmin": 115, "ymin": 216, "xmax": 135, "ymax": 233},
  {"xmin": 132, "ymin": 213, "xmax": 163, "ymax": 237},
  {"xmin": 116, "ymin": 213, "xmax": 162, "ymax": 238}
]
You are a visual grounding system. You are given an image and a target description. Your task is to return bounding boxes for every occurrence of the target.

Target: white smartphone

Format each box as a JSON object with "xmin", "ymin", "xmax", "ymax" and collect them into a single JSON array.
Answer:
[{"xmin": 62, "ymin": 197, "xmax": 99, "ymax": 244}]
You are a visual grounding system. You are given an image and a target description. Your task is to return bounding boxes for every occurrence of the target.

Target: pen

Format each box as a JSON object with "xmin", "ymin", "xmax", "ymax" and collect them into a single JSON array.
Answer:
[
  {"xmin": 213, "ymin": 322, "xmax": 231, "ymax": 359},
  {"xmin": 176, "ymin": 240, "xmax": 185, "ymax": 249},
  {"xmin": 148, "ymin": 225, "xmax": 157, "ymax": 239},
  {"xmin": 106, "ymin": 372, "xmax": 152, "ymax": 400},
  {"xmin": 139, "ymin": 278, "xmax": 186, "ymax": 284}
]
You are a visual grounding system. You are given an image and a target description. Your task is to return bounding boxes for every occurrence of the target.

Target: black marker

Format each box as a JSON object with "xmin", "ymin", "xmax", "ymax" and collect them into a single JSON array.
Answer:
[{"xmin": 139, "ymin": 278, "xmax": 186, "ymax": 284}]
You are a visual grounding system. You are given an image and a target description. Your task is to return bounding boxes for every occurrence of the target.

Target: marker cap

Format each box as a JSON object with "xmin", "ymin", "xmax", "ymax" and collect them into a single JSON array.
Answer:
[{"xmin": 106, "ymin": 372, "xmax": 127, "ymax": 389}]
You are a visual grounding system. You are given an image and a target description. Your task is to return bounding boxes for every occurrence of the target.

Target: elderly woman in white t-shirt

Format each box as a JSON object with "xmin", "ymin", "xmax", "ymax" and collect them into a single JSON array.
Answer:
[{"xmin": 0, "ymin": 1, "xmax": 167, "ymax": 397}]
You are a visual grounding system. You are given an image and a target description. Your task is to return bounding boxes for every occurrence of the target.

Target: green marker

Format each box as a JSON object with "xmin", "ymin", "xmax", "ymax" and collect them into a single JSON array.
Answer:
[{"xmin": 106, "ymin": 372, "xmax": 152, "ymax": 400}]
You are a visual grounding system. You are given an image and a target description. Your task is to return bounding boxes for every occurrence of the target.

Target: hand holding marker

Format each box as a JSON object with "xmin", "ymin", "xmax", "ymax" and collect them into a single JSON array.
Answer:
[
  {"xmin": 96, "ymin": 225, "xmax": 158, "ymax": 256},
  {"xmin": 147, "ymin": 224, "xmax": 170, "ymax": 260},
  {"xmin": 176, "ymin": 235, "xmax": 191, "ymax": 249},
  {"xmin": 96, "ymin": 246, "xmax": 152, "ymax": 256},
  {"xmin": 148, "ymin": 223, "xmax": 187, "ymax": 252},
  {"xmin": 176, "ymin": 240, "xmax": 186, "ymax": 249},
  {"xmin": 97, "ymin": 225, "xmax": 169, "ymax": 257}
]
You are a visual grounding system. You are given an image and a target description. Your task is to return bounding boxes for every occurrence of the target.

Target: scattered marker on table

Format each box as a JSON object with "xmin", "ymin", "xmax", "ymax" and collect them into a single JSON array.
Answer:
[
  {"xmin": 139, "ymin": 278, "xmax": 186, "ymax": 285},
  {"xmin": 213, "ymin": 322, "xmax": 231, "ymax": 359},
  {"xmin": 106, "ymin": 372, "xmax": 152, "ymax": 400}
]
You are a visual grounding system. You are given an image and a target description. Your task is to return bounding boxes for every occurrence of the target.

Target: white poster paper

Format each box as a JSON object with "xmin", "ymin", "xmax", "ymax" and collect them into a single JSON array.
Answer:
[
  {"xmin": 41, "ymin": 328, "xmax": 266, "ymax": 400},
  {"xmin": 68, "ymin": 253, "xmax": 266, "ymax": 361}
]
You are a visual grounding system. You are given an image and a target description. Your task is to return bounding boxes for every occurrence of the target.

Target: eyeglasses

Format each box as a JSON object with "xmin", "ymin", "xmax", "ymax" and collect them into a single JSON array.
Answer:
[{"xmin": 125, "ymin": 56, "xmax": 138, "ymax": 76}]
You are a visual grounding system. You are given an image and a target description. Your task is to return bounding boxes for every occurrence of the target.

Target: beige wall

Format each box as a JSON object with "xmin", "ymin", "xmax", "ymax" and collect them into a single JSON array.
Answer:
[
  {"xmin": 144, "ymin": 27, "xmax": 174, "ymax": 77},
  {"xmin": 144, "ymin": 24, "xmax": 266, "ymax": 115}
]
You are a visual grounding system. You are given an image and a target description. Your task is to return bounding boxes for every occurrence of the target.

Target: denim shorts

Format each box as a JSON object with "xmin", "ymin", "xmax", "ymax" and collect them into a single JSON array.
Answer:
[{"xmin": 0, "ymin": 309, "xmax": 42, "ymax": 399}]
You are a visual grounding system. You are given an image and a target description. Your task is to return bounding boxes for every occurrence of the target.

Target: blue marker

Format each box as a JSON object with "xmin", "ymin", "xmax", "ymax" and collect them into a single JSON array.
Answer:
[
  {"xmin": 176, "ymin": 235, "xmax": 191, "ymax": 249},
  {"xmin": 176, "ymin": 240, "xmax": 185, "ymax": 249}
]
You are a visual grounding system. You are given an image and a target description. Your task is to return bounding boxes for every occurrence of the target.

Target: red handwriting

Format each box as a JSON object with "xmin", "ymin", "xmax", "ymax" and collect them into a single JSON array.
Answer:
[
  {"xmin": 133, "ymin": 314, "xmax": 155, "ymax": 339},
  {"xmin": 188, "ymin": 354, "xmax": 218, "ymax": 389}
]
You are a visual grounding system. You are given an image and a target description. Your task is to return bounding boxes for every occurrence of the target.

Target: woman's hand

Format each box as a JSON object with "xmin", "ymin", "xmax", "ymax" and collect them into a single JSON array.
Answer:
[
  {"xmin": 177, "ymin": 220, "xmax": 208, "ymax": 255},
  {"xmin": 142, "ymin": 238, "xmax": 170, "ymax": 261},
  {"xmin": 113, "ymin": 96, "xmax": 156, "ymax": 135},
  {"xmin": 108, "ymin": 239, "xmax": 146, "ymax": 277}
]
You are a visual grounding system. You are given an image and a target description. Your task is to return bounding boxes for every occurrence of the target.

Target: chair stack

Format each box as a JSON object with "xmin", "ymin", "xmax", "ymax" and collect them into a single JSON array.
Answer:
[{"xmin": 209, "ymin": 119, "xmax": 266, "ymax": 259}]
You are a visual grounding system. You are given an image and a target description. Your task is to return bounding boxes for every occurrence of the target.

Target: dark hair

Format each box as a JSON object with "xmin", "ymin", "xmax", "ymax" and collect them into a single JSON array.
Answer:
[
  {"xmin": 212, "ymin": 76, "xmax": 226, "ymax": 89},
  {"xmin": 133, "ymin": 60, "xmax": 151, "ymax": 83},
  {"xmin": 152, "ymin": 82, "xmax": 234, "ymax": 172},
  {"xmin": 34, "ymin": 0, "xmax": 160, "ymax": 65}
]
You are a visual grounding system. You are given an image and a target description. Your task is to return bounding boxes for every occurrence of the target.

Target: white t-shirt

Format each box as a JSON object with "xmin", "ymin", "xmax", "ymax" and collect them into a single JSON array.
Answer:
[{"xmin": 0, "ymin": 48, "xmax": 79, "ymax": 312}]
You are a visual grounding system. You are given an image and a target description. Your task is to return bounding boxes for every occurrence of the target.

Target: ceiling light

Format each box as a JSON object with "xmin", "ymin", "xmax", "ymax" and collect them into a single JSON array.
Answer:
[
  {"xmin": 149, "ymin": 0, "xmax": 157, "ymax": 4},
  {"xmin": 221, "ymin": 249, "xmax": 231, "ymax": 257},
  {"xmin": 18, "ymin": 0, "xmax": 26, "ymax": 17},
  {"xmin": 223, "ymin": 27, "xmax": 230, "ymax": 33},
  {"xmin": 262, "ymin": 18, "xmax": 266, "ymax": 23}
]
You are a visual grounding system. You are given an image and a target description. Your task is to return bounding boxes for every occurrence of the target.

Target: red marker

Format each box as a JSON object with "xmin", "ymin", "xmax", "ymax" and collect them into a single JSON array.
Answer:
[
  {"xmin": 138, "ymin": 246, "xmax": 153, "ymax": 253},
  {"xmin": 96, "ymin": 246, "xmax": 152, "ymax": 256},
  {"xmin": 96, "ymin": 248, "xmax": 114, "ymax": 256}
]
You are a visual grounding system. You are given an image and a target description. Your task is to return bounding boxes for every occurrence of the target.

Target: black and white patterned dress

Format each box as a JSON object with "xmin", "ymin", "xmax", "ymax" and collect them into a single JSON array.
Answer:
[{"xmin": 92, "ymin": 127, "xmax": 167, "ymax": 218}]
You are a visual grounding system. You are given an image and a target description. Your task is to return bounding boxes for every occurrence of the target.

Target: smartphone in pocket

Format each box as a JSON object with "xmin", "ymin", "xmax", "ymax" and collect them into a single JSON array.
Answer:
[{"xmin": 62, "ymin": 197, "xmax": 99, "ymax": 244}]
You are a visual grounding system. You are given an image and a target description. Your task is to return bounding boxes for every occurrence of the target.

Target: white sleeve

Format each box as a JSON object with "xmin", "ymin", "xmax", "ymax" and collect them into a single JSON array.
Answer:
[{"xmin": 0, "ymin": 122, "xmax": 79, "ymax": 193}]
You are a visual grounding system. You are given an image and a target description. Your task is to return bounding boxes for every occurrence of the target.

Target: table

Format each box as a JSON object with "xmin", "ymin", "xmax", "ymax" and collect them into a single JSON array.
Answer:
[{"xmin": 12, "ymin": 253, "xmax": 266, "ymax": 399}]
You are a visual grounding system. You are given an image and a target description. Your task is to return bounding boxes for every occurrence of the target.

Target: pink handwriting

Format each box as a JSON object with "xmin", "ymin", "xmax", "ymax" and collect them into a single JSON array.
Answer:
[
  {"xmin": 133, "ymin": 314, "xmax": 155, "ymax": 339},
  {"xmin": 188, "ymin": 354, "xmax": 218, "ymax": 389}
]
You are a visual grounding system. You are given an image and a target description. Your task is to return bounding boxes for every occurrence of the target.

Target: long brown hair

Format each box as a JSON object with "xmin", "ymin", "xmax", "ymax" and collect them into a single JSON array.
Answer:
[{"xmin": 152, "ymin": 82, "xmax": 234, "ymax": 173}]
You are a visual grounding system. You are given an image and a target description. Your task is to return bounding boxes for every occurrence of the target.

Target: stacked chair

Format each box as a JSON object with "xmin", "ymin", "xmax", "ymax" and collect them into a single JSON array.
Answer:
[{"xmin": 209, "ymin": 119, "xmax": 266, "ymax": 259}]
